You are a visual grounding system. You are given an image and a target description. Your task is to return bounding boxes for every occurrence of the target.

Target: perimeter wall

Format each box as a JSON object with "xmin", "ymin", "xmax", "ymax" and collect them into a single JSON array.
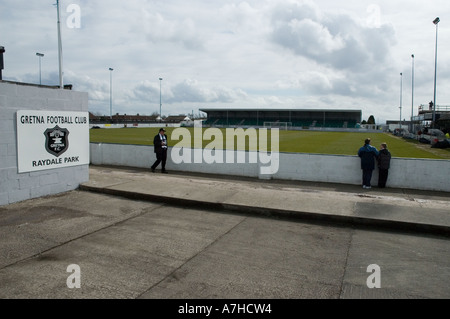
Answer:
[{"xmin": 90, "ymin": 143, "xmax": 450, "ymax": 192}]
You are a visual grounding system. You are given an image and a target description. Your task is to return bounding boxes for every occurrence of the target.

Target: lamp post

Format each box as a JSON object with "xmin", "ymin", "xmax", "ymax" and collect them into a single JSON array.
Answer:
[
  {"xmin": 0, "ymin": 46, "xmax": 4, "ymax": 80},
  {"xmin": 159, "ymin": 78, "xmax": 163, "ymax": 122},
  {"xmin": 36, "ymin": 53, "xmax": 44, "ymax": 85},
  {"xmin": 109, "ymin": 68, "xmax": 114, "ymax": 120},
  {"xmin": 411, "ymin": 54, "xmax": 414, "ymax": 132},
  {"xmin": 56, "ymin": 0, "xmax": 63, "ymax": 89},
  {"xmin": 432, "ymin": 17, "xmax": 440, "ymax": 128},
  {"xmin": 399, "ymin": 72, "xmax": 403, "ymax": 129}
]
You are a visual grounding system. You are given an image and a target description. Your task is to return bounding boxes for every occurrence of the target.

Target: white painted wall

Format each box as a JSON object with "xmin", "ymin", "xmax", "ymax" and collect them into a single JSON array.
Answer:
[
  {"xmin": 90, "ymin": 143, "xmax": 450, "ymax": 192},
  {"xmin": 0, "ymin": 81, "xmax": 89, "ymax": 206}
]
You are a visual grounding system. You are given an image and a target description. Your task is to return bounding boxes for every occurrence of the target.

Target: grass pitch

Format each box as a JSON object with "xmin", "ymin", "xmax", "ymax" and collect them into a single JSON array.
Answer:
[{"xmin": 89, "ymin": 127, "xmax": 450, "ymax": 159}]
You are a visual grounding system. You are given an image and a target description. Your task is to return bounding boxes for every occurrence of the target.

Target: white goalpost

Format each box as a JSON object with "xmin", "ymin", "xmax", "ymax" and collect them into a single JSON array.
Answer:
[{"xmin": 263, "ymin": 122, "xmax": 292, "ymax": 130}]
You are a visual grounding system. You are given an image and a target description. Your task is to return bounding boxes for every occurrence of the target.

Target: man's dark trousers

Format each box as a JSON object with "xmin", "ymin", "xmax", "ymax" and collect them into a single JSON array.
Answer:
[
  {"xmin": 378, "ymin": 169, "xmax": 389, "ymax": 188},
  {"xmin": 362, "ymin": 169, "xmax": 373, "ymax": 187},
  {"xmin": 151, "ymin": 149, "xmax": 167, "ymax": 171}
]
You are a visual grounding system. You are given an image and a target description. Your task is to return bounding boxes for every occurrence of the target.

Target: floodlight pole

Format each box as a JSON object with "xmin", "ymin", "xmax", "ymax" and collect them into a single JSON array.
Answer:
[
  {"xmin": 399, "ymin": 72, "xmax": 403, "ymax": 129},
  {"xmin": 411, "ymin": 54, "xmax": 414, "ymax": 132},
  {"xmin": 109, "ymin": 68, "xmax": 114, "ymax": 119},
  {"xmin": 36, "ymin": 53, "xmax": 44, "ymax": 85},
  {"xmin": 432, "ymin": 17, "xmax": 440, "ymax": 128},
  {"xmin": 0, "ymin": 46, "xmax": 4, "ymax": 80},
  {"xmin": 159, "ymin": 78, "xmax": 163, "ymax": 122},
  {"xmin": 56, "ymin": 0, "xmax": 63, "ymax": 89}
]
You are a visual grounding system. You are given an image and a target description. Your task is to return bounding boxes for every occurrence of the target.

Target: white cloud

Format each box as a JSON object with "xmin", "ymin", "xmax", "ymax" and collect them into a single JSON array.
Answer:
[
  {"xmin": 269, "ymin": 1, "xmax": 396, "ymax": 72},
  {"xmin": 142, "ymin": 10, "xmax": 205, "ymax": 50},
  {"xmin": 1, "ymin": 0, "xmax": 449, "ymax": 124},
  {"xmin": 126, "ymin": 78, "xmax": 248, "ymax": 105}
]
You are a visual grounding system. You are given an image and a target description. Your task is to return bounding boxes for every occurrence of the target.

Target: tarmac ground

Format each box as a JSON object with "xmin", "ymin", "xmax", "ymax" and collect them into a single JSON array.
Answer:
[{"xmin": 0, "ymin": 165, "xmax": 449, "ymax": 302}]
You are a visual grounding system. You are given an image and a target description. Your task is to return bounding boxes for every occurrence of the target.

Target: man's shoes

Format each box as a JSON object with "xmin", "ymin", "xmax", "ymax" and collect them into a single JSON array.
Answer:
[
  {"xmin": 363, "ymin": 185, "xmax": 371, "ymax": 189},
  {"xmin": 151, "ymin": 168, "xmax": 155, "ymax": 173},
  {"xmin": 162, "ymin": 170, "xmax": 168, "ymax": 174}
]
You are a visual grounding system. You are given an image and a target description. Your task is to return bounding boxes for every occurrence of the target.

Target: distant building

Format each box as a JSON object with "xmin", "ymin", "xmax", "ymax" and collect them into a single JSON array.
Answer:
[
  {"xmin": 165, "ymin": 114, "xmax": 189, "ymax": 123},
  {"xmin": 89, "ymin": 112, "xmax": 158, "ymax": 124},
  {"xmin": 200, "ymin": 108, "xmax": 362, "ymax": 129},
  {"xmin": 417, "ymin": 104, "xmax": 450, "ymax": 132}
]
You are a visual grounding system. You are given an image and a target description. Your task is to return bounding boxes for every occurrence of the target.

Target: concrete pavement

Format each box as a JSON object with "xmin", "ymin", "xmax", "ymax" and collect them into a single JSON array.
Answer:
[
  {"xmin": 1, "ymin": 165, "xmax": 449, "ymax": 300},
  {"xmin": 81, "ymin": 165, "xmax": 450, "ymax": 237}
]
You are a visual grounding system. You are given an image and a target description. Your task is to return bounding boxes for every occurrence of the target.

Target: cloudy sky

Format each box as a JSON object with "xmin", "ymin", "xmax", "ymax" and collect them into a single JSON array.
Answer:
[{"xmin": 1, "ymin": 0, "xmax": 449, "ymax": 123}]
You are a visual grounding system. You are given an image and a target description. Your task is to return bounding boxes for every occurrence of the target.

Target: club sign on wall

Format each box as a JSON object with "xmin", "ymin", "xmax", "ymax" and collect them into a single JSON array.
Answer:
[{"xmin": 16, "ymin": 110, "xmax": 89, "ymax": 173}]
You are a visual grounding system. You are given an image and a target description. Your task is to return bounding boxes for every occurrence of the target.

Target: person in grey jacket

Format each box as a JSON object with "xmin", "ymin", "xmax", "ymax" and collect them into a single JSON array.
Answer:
[
  {"xmin": 377, "ymin": 143, "xmax": 391, "ymax": 188},
  {"xmin": 358, "ymin": 138, "xmax": 379, "ymax": 189}
]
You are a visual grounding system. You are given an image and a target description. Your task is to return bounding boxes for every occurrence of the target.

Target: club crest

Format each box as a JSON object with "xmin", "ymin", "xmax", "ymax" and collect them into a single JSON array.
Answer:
[{"xmin": 44, "ymin": 125, "xmax": 69, "ymax": 157}]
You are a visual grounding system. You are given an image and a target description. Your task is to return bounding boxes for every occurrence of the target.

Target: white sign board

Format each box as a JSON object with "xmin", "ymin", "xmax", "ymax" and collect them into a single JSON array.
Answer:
[{"xmin": 16, "ymin": 110, "xmax": 90, "ymax": 173}]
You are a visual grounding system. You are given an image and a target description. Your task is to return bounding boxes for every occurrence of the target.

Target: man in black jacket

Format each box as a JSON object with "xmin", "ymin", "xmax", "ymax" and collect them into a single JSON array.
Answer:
[
  {"xmin": 377, "ymin": 143, "xmax": 391, "ymax": 188},
  {"xmin": 151, "ymin": 128, "xmax": 168, "ymax": 173}
]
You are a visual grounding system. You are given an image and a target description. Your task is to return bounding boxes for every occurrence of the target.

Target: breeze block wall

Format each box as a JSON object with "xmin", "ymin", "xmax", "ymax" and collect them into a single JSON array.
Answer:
[
  {"xmin": 0, "ymin": 81, "xmax": 89, "ymax": 206},
  {"xmin": 90, "ymin": 143, "xmax": 450, "ymax": 193}
]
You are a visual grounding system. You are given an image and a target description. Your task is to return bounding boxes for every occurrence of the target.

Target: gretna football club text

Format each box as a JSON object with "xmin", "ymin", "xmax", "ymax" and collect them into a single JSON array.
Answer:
[{"xmin": 20, "ymin": 115, "xmax": 87, "ymax": 125}]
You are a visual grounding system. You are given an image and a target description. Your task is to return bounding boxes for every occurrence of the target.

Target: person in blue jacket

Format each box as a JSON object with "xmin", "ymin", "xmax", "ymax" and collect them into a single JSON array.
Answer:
[{"xmin": 358, "ymin": 138, "xmax": 379, "ymax": 189}]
